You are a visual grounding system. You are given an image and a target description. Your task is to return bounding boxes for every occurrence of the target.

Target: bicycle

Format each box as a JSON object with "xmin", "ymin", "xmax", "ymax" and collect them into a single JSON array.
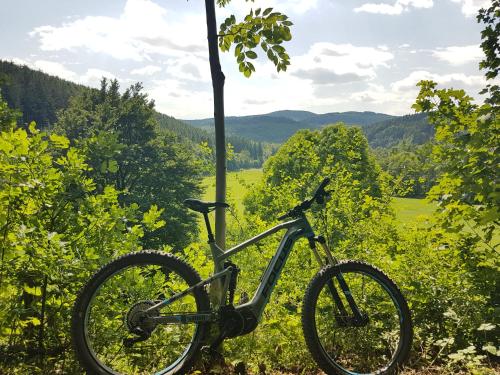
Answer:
[{"xmin": 71, "ymin": 178, "xmax": 413, "ymax": 375}]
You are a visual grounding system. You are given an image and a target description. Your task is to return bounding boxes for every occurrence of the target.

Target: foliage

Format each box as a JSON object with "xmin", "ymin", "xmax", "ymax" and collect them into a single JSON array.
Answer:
[
  {"xmin": 218, "ymin": 7, "xmax": 292, "ymax": 77},
  {"xmin": 1, "ymin": 61, "xmax": 269, "ymax": 172},
  {"xmin": 413, "ymin": 80, "xmax": 499, "ymax": 252},
  {"xmin": 477, "ymin": 0, "xmax": 499, "ymax": 105},
  {"xmin": 245, "ymin": 124, "xmax": 386, "ymax": 220},
  {"xmin": 390, "ymin": 223, "xmax": 497, "ymax": 373},
  {"xmin": 54, "ymin": 79, "xmax": 203, "ymax": 249},
  {"xmin": 373, "ymin": 140, "xmax": 437, "ymax": 198},
  {"xmin": 0, "ymin": 115, "xmax": 164, "ymax": 371},
  {"xmin": 405, "ymin": 4, "xmax": 500, "ymax": 371},
  {"xmin": 0, "ymin": 92, "xmax": 20, "ymax": 132}
]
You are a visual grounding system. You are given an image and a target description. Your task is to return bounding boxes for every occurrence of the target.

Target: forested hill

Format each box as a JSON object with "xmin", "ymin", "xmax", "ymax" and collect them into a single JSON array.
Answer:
[
  {"xmin": 364, "ymin": 113, "xmax": 432, "ymax": 148},
  {"xmin": 186, "ymin": 110, "xmax": 394, "ymax": 143},
  {"xmin": 0, "ymin": 60, "xmax": 90, "ymax": 127},
  {"xmin": 187, "ymin": 110, "xmax": 432, "ymax": 146}
]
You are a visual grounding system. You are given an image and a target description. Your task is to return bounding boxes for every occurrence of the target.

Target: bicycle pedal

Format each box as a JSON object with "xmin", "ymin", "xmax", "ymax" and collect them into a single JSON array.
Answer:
[
  {"xmin": 239, "ymin": 291, "xmax": 249, "ymax": 304},
  {"xmin": 201, "ymin": 345, "xmax": 224, "ymax": 362}
]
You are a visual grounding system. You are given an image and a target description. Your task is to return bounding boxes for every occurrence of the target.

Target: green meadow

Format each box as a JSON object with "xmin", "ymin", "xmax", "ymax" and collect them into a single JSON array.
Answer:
[{"xmin": 202, "ymin": 169, "xmax": 436, "ymax": 226}]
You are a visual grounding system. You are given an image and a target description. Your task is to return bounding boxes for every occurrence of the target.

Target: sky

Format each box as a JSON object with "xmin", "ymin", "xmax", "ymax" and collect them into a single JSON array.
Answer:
[{"xmin": 0, "ymin": 0, "xmax": 492, "ymax": 119}]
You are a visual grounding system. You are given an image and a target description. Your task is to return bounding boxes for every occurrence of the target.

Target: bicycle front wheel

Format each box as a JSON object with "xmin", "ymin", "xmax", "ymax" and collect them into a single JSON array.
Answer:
[
  {"xmin": 71, "ymin": 251, "xmax": 210, "ymax": 375},
  {"xmin": 302, "ymin": 261, "xmax": 412, "ymax": 375}
]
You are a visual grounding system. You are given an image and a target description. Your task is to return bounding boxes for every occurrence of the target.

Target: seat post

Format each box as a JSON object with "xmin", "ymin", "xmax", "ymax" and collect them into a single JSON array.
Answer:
[{"xmin": 203, "ymin": 212, "xmax": 215, "ymax": 243}]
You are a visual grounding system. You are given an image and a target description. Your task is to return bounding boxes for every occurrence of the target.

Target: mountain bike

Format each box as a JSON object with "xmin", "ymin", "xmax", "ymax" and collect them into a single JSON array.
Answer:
[{"xmin": 71, "ymin": 178, "xmax": 412, "ymax": 375}]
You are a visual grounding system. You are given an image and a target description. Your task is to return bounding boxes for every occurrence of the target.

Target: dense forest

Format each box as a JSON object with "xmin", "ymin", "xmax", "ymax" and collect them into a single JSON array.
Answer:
[
  {"xmin": 364, "ymin": 113, "xmax": 433, "ymax": 148},
  {"xmin": 0, "ymin": 60, "xmax": 89, "ymax": 127},
  {"xmin": 0, "ymin": 2, "xmax": 498, "ymax": 373}
]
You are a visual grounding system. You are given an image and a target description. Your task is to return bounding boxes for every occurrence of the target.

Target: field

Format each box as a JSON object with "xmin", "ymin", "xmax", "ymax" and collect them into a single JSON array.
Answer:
[
  {"xmin": 202, "ymin": 169, "xmax": 436, "ymax": 226},
  {"xmin": 391, "ymin": 197, "xmax": 436, "ymax": 226}
]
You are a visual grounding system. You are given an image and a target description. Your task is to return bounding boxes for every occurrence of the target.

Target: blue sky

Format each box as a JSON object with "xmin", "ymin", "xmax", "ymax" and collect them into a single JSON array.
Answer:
[{"xmin": 0, "ymin": 0, "xmax": 491, "ymax": 118}]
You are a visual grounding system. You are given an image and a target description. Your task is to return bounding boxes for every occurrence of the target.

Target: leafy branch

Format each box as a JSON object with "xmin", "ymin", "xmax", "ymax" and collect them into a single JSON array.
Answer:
[{"xmin": 218, "ymin": 8, "xmax": 293, "ymax": 77}]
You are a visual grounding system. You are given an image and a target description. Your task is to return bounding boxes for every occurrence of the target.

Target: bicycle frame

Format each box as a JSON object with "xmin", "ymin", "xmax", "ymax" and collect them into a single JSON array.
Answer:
[
  {"xmin": 146, "ymin": 206, "xmax": 364, "ymax": 329},
  {"xmin": 147, "ymin": 215, "xmax": 316, "ymax": 323}
]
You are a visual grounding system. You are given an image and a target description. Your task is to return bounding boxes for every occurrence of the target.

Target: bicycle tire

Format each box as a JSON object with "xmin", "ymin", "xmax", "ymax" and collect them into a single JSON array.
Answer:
[
  {"xmin": 71, "ymin": 250, "xmax": 210, "ymax": 375},
  {"xmin": 302, "ymin": 261, "xmax": 412, "ymax": 375}
]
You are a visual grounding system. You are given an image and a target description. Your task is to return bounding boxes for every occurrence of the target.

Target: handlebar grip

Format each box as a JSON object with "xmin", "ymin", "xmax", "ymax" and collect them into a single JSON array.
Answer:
[
  {"xmin": 319, "ymin": 177, "xmax": 330, "ymax": 190},
  {"xmin": 314, "ymin": 177, "xmax": 330, "ymax": 196},
  {"xmin": 313, "ymin": 177, "xmax": 331, "ymax": 204}
]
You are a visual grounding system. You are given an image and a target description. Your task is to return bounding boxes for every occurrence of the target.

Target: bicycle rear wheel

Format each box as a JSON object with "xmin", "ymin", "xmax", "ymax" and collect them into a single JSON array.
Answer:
[
  {"xmin": 71, "ymin": 251, "xmax": 210, "ymax": 375},
  {"xmin": 302, "ymin": 261, "xmax": 412, "ymax": 375}
]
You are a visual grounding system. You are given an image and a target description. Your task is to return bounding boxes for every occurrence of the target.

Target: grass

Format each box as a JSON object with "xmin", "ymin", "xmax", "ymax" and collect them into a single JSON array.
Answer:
[
  {"xmin": 202, "ymin": 168, "xmax": 262, "ymax": 216},
  {"xmin": 390, "ymin": 197, "xmax": 436, "ymax": 227},
  {"xmin": 200, "ymin": 168, "xmax": 262, "ymax": 236}
]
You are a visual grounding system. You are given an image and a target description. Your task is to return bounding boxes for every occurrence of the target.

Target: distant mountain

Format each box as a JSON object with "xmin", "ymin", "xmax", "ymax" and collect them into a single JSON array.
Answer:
[
  {"xmin": 303, "ymin": 111, "xmax": 393, "ymax": 127},
  {"xmin": 186, "ymin": 111, "xmax": 395, "ymax": 143},
  {"xmin": 265, "ymin": 110, "xmax": 316, "ymax": 122}
]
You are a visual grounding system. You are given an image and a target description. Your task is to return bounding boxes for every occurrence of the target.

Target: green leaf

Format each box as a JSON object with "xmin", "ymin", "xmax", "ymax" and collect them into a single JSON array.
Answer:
[
  {"xmin": 50, "ymin": 133, "xmax": 70, "ymax": 149},
  {"xmin": 23, "ymin": 284, "xmax": 42, "ymax": 296},
  {"xmin": 246, "ymin": 50, "xmax": 257, "ymax": 59}
]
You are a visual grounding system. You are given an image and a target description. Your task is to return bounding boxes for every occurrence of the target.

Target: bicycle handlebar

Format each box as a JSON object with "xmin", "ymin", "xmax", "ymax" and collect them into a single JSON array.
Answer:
[{"xmin": 277, "ymin": 178, "xmax": 331, "ymax": 220}]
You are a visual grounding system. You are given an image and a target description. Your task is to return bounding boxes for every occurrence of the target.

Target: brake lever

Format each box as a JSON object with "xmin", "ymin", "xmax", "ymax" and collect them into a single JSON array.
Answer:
[{"xmin": 315, "ymin": 190, "xmax": 332, "ymax": 205}]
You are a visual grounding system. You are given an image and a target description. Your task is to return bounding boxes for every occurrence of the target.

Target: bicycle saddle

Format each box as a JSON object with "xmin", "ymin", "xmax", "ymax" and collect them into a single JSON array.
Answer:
[{"xmin": 183, "ymin": 199, "xmax": 229, "ymax": 213}]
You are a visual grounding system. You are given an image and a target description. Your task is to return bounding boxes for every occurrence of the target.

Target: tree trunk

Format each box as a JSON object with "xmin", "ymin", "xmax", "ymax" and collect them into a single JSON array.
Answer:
[{"xmin": 205, "ymin": 0, "xmax": 226, "ymax": 250}]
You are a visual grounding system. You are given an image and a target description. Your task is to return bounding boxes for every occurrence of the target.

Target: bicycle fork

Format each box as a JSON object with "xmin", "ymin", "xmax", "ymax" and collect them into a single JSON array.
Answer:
[{"xmin": 308, "ymin": 236, "xmax": 366, "ymax": 327}]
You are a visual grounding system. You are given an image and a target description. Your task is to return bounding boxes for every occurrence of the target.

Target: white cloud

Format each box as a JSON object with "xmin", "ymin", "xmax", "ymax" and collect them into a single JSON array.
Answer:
[
  {"xmin": 354, "ymin": 0, "xmax": 433, "ymax": 15},
  {"xmin": 30, "ymin": 60, "xmax": 78, "ymax": 81},
  {"xmin": 291, "ymin": 43, "xmax": 394, "ymax": 83},
  {"xmin": 392, "ymin": 70, "xmax": 486, "ymax": 92},
  {"xmin": 80, "ymin": 69, "xmax": 116, "ymax": 86},
  {"xmin": 163, "ymin": 55, "xmax": 211, "ymax": 82},
  {"xmin": 432, "ymin": 45, "xmax": 483, "ymax": 65},
  {"xmin": 30, "ymin": 0, "xmax": 207, "ymax": 62},
  {"xmin": 148, "ymin": 78, "xmax": 213, "ymax": 119},
  {"xmin": 449, "ymin": 0, "xmax": 491, "ymax": 17},
  {"xmin": 224, "ymin": 0, "xmax": 318, "ymax": 15},
  {"xmin": 276, "ymin": 0, "xmax": 318, "ymax": 14},
  {"xmin": 130, "ymin": 65, "xmax": 162, "ymax": 76}
]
